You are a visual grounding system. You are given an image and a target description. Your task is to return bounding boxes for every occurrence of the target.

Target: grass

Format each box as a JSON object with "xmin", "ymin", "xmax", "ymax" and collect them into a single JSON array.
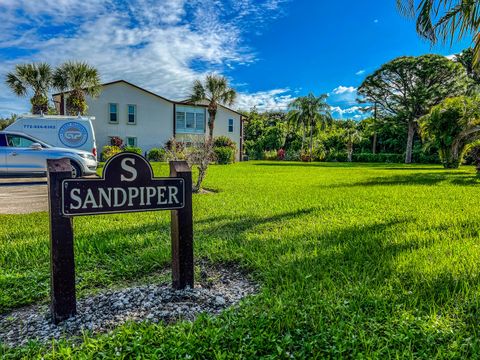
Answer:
[{"xmin": 2, "ymin": 161, "xmax": 480, "ymax": 358}]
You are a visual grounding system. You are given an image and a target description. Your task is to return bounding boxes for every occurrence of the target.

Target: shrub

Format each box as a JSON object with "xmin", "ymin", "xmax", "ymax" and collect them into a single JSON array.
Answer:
[
  {"xmin": 123, "ymin": 146, "xmax": 142, "ymax": 155},
  {"xmin": 300, "ymin": 153, "xmax": 312, "ymax": 162},
  {"xmin": 246, "ymin": 146, "xmax": 263, "ymax": 160},
  {"xmin": 325, "ymin": 150, "xmax": 348, "ymax": 162},
  {"xmin": 312, "ymin": 146, "xmax": 326, "ymax": 162},
  {"xmin": 263, "ymin": 150, "xmax": 277, "ymax": 161},
  {"xmin": 277, "ymin": 149, "xmax": 285, "ymax": 160},
  {"xmin": 101, "ymin": 145, "xmax": 121, "ymax": 161},
  {"xmin": 214, "ymin": 136, "xmax": 236, "ymax": 150},
  {"xmin": 214, "ymin": 146, "xmax": 235, "ymax": 164},
  {"xmin": 147, "ymin": 148, "xmax": 167, "ymax": 162},
  {"xmin": 284, "ymin": 149, "xmax": 300, "ymax": 161}
]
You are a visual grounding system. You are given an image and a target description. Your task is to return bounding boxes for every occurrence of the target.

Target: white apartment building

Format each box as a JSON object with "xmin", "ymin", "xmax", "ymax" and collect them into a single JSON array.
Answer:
[{"xmin": 53, "ymin": 80, "xmax": 244, "ymax": 160}]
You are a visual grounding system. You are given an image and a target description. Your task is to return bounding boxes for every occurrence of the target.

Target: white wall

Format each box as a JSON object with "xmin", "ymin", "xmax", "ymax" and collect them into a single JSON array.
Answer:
[
  {"xmin": 86, "ymin": 82, "xmax": 173, "ymax": 155},
  {"xmin": 211, "ymin": 106, "xmax": 242, "ymax": 161}
]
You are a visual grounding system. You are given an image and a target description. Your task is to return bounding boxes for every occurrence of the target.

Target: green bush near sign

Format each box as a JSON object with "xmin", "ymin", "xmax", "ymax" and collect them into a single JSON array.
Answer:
[
  {"xmin": 214, "ymin": 147, "xmax": 235, "ymax": 164},
  {"xmin": 147, "ymin": 148, "xmax": 167, "ymax": 162}
]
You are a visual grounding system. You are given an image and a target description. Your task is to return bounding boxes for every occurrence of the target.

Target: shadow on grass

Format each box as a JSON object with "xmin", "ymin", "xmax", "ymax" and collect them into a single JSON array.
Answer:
[
  {"xmin": 323, "ymin": 172, "xmax": 480, "ymax": 188},
  {"xmin": 198, "ymin": 210, "xmax": 476, "ymax": 309}
]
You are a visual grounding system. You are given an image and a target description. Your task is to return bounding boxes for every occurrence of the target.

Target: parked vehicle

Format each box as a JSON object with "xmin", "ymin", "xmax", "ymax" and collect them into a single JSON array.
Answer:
[
  {"xmin": 5, "ymin": 115, "xmax": 97, "ymax": 158},
  {"xmin": 0, "ymin": 131, "xmax": 97, "ymax": 178}
]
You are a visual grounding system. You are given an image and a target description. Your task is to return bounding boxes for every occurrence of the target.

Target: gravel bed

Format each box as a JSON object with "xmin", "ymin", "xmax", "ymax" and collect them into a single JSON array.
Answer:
[{"xmin": 0, "ymin": 262, "xmax": 257, "ymax": 348}]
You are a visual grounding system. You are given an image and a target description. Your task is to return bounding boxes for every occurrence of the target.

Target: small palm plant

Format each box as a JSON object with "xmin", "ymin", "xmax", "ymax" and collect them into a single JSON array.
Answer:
[
  {"xmin": 188, "ymin": 74, "xmax": 236, "ymax": 141},
  {"xmin": 53, "ymin": 61, "xmax": 101, "ymax": 115},
  {"xmin": 287, "ymin": 93, "xmax": 332, "ymax": 160},
  {"xmin": 342, "ymin": 120, "xmax": 363, "ymax": 162},
  {"xmin": 6, "ymin": 63, "xmax": 53, "ymax": 114}
]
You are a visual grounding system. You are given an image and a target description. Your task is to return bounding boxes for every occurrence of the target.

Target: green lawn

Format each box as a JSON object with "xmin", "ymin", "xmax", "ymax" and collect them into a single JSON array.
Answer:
[{"xmin": 2, "ymin": 161, "xmax": 480, "ymax": 358}]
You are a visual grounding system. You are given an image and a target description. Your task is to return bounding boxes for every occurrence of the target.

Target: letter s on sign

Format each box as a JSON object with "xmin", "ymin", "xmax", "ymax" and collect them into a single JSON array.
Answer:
[{"xmin": 120, "ymin": 158, "xmax": 138, "ymax": 182}]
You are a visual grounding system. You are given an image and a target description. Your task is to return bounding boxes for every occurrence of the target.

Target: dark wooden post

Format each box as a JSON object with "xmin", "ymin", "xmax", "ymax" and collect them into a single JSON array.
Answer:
[
  {"xmin": 170, "ymin": 161, "xmax": 194, "ymax": 289},
  {"xmin": 47, "ymin": 158, "xmax": 76, "ymax": 324}
]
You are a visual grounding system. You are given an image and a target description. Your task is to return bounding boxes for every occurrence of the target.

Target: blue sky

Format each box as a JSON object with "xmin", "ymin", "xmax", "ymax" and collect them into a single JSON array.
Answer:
[{"xmin": 0, "ymin": 0, "xmax": 472, "ymax": 118}]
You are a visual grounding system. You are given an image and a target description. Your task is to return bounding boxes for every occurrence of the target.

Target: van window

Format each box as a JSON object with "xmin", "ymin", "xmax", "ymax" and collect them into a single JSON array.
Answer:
[
  {"xmin": 0, "ymin": 134, "xmax": 6, "ymax": 147},
  {"xmin": 109, "ymin": 103, "xmax": 118, "ymax": 123}
]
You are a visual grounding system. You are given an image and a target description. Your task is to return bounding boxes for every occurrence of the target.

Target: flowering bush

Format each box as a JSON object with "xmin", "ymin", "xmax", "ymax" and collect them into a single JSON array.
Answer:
[
  {"xmin": 277, "ymin": 148, "xmax": 285, "ymax": 160},
  {"xmin": 101, "ymin": 145, "xmax": 121, "ymax": 161},
  {"xmin": 110, "ymin": 136, "xmax": 123, "ymax": 147}
]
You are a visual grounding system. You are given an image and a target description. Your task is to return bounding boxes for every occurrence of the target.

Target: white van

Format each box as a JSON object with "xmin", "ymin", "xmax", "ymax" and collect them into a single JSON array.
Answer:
[{"xmin": 6, "ymin": 115, "xmax": 97, "ymax": 158}]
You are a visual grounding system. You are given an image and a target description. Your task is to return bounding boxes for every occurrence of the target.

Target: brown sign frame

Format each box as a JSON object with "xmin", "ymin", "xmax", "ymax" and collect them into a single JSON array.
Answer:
[{"xmin": 47, "ymin": 153, "xmax": 193, "ymax": 324}]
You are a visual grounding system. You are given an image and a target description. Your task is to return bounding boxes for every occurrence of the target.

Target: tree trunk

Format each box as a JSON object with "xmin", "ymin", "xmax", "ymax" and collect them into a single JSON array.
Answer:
[
  {"xmin": 405, "ymin": 121, "xmax": 415, "ymax": 164},
  {"xmin": 301, "ymin": 122, "xmax": 306, "ymax": 152},
  {"xmin": 309, "ymin": 122, "xmax": 314, "ymax": 161},
  {"xmin": 66, "ymin": 90, "xmax": 87, "ymax": 116},
  {"xmin": 372, "ymin": 132, "xmax": 377, "ymax": 155},
  {"xmin": 207, "ymin": 109, "xmax": 216, "ymax": 142},
  {"xmin": 193, "ymin": 165, "xmax": 207, "ymax": 193},
  {"xmin": 347, "ymin": 142, "xmax": 353, "ymax": 162}
]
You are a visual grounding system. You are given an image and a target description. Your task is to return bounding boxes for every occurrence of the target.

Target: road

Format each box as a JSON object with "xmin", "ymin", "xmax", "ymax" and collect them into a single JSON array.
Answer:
[{"xmin": 0, "ymin": 177, "xmax": 48, "ymax": 214}]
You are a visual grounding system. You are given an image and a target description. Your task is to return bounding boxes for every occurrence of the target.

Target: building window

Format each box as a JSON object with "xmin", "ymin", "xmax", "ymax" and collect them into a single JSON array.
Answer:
[
  {"xmin": 109, "ymin": 103, "xmax": 118, "ymax": 123},
  {"xmin": 228, "ymin": 118, "xmax": 234, "ymax": 133},
  {"xmin": 126, "ymin": 137, "xmax": 137, "ymax": 147},
  {"xmin": 127, "ymin": 104, "xmax": 136, "ymax": 124},
  {"xmin": 175, "ymin": 106, "xmax": 206, "ymax": 134}
]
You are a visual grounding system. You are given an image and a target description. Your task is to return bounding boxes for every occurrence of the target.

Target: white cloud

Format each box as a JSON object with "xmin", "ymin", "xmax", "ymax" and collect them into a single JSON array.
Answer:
[
  {"xmin": 330, "ymin": 105, "xmax": 369, "ymax": 119},
  {"xmin": 355, "ymin": 69, "xmax": 365, "ymax": 76},
  {"xmin": 332, "ymin": 86, "xmax": 356, "ymax": 95},
  {"xmin": 0, "ymin": 0, "xmax": 288, "ymax": 115},
  {"xmin": 446, "ymin": 54, "xmax": 457, "ymax": 60},
  {"xmin": 235, "ymin": 88, "xmax": 293, "ymax": 111}
]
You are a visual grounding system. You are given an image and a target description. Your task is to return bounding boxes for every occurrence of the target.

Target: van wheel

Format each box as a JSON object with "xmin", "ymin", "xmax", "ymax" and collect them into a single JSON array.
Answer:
[{"xmin": 70, "ymin": 162, "xmax": 82, "ymax": 178}]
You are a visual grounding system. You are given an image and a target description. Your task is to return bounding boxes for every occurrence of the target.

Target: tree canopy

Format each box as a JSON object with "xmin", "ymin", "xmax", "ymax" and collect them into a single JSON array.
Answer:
[
  {"xmin": 5, "ymin": 63, "xmax": 53, "ymax": 114},
  {"xmin": 53, "ymin": 61, "xmax": 102, "ymax": 115},
  {"xmin": 358, "ymin": 54, "xmax": 469, "ymax": 163}
]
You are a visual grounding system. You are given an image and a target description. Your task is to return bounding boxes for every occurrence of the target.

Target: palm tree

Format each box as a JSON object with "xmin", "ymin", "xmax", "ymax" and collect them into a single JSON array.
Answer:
[
  {"xmin": 187, "ymin": 74, "xmax": 236, "ymax": 141},
  {"xmin": 397, "ymin": 0, "xmax": 480, "ymax": 66},
  {"xmin": 5, "ymin": 63, "xmax": 53, "ymax": 114},
  {"xmin": 287, "ymin": 93, "xmax": 331, "ymax": 160},
  {"xmin": 342, "ymin": 120, "xmax": 363, "ymax": 162},
  {"xmin": 53, "ymin": 61, "xmax": 101, "ymax": 115}
]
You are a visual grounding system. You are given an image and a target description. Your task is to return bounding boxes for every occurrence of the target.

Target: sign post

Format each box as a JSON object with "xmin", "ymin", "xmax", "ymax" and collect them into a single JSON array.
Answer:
[
  {"xmin": 47, "ymin": 158, "xmax": 77, "ymax": 324},
  {"xmin": 47, "ymin": 152, "xmax": 193, "ymax": 324},
  {"xmin": 170, "ymin": 161, "xmax": 194, "ymax": 289}
]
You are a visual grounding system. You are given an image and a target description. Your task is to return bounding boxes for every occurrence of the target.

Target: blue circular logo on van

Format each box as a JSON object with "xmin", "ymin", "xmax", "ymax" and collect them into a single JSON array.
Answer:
[{"xmin": 59, "ymin": 122, "xmax": 88, "ymax": 148}]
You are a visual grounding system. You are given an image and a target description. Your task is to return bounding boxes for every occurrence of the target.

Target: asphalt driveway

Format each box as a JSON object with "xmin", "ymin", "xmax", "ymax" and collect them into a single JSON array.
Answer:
[{"xmin": 0, "ymin": 177, "xmax": 48, "ymax": 214}]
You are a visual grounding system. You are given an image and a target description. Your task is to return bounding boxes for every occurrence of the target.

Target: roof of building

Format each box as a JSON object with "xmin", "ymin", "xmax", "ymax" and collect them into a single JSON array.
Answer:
[{"xmin": 53, "ymin": 79, "xmax": 245, "ymax": 118}]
